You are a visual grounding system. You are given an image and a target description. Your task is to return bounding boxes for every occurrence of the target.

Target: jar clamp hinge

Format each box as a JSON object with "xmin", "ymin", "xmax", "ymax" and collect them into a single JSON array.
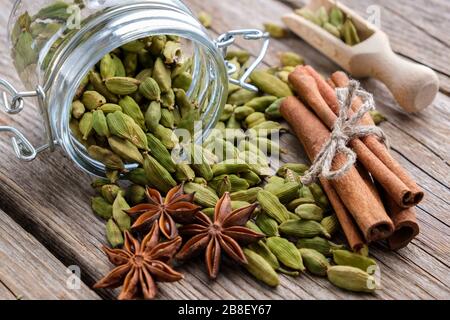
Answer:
[
  {"xmin": 0, "ymin": 78, "xmax": 55, "ymax": 161},
  {"xmin": 215, "ymin": 29, "xmax": 270, "ymax": 92}
]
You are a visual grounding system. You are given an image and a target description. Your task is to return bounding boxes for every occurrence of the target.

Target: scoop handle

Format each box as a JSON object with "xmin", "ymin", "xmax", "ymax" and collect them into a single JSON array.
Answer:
[{"xmin": 368, "ymin": 50, "xmax": 439, "ymax": 112}]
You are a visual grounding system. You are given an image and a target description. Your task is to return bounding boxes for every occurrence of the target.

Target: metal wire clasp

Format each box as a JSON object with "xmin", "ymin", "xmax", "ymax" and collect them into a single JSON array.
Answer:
[
  {"xmin": 0, "ymin": 78, "xmax": 55, "ymax": 161},
  {"xmin": 215, "ymin": 29, "xmax": 270, "ymax": 92}
]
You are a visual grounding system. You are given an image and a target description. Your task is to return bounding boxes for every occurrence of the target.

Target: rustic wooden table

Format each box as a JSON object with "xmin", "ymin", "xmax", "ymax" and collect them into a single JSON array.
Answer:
[{"xmin": 0, "ymin": 0, "xmax": 449, "ymax": 300}]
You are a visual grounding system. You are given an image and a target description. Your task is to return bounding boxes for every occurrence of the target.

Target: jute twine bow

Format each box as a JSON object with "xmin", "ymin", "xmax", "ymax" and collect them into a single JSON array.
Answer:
[{"xmin": 301, "ymin": 80, "xmax": 389, "ymax": 185}]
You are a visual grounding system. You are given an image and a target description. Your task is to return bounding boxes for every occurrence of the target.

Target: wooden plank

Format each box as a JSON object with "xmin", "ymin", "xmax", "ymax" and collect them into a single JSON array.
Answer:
[{"xmin": 0, "ymin": 209, "xmax": 101, "ymax": 300}]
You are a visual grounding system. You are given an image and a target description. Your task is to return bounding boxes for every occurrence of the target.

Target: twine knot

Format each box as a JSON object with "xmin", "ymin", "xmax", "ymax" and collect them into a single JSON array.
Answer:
[{"xmin": 301, "ymin": 80, "xmax": 389, "ymax": 185}]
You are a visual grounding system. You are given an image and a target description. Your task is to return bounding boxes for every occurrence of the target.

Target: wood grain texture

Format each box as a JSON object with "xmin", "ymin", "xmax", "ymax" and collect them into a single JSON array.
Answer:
[
  {"xmin": 0, "ymin": 0, "xmax": 449, "ymax": 300},
  {"xmin": 0, "ymin": 209, "xmax": 101, "ymax": 300}
]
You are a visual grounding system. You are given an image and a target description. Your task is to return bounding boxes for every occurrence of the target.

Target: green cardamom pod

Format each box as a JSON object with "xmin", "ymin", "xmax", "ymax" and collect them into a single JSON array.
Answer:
[
  {"xmin": 106, "ymin": 219, "xmax": 124, "ymax": 248},
  {"xmin": 231, "ymin": 201, "xmax": 251, "ymax": 210},
  {"xmin": 91, "ymin": 196, "xmax": 113, "ymax": 219},
  {"xmin": 105, "ymin": 77, "xmax": 140, "ymax": 95},
  {"xmin": 112, "ymin": 192, "xmax": 131, "ymax": 231},
  {"xmin": 230, "ymin": 187, "xmax": 262, "ymax": 203},
  {"xmin": 316, "ymin": 6, "xmax": 329, "ymax": 26},
  {"xmin": 174, "ymin": 163, "xmax": 196, "ymax": 183},
  {"xmin": 299, "ymin": 248, "xmax": 330, "ymax": 276},
  {"xmin": 126, "ymin": 168, "xmax": 150, "ymax": 186},
  {"xmin": 71, "ymin": 100, "xmax": 85, "ymax": 119},
  {"xmin": 245, "ymin": 112, "xmax": 266, "ymax": 129},
  {"xmin": 146, "ymin": 133, "xmax": 176, "ymax": 173},
  {"xmin": 82, "ymin": 91, "xmax": 106, "ymax": 111},
  {"xmin": 279, "ymin": 52, "xmax": 305, "ymax": 67},
  {"xmin": 369, "ymin": 110, "xmax": 387, "ymax": 125},
  {"xmin": 295, "ymin": 203, "xmax": 324, "ymax": 221},
  {"xmin": 143, "ymin": 153, "xmax": 177, "ymax": 193},
  {"xmin": 79, "ymin": 112, "xmax": 94, "ymax": 140},
  {"xmin": 145, "ymin": 101, "xmax": 162, "ymax": 132},
  {"xmin": 243, "ymin": 248, "xmax": 280, "ymax": 287},
  {"xmin": 210, "ymin": 174, "xmax": 249, "ymax": 193},
  {"xmin": 100, "ymin": 103, "xmax": 122, "ymax": 114},
  {"xmin": 327, "ymin": 266, "xmax": 377, "ymax": 293},
  {"xmin": 88, "ymin": 71, "xmax": 119, "ymax": 103},
  {"xmin": 255, "ymin": 212, "xmax": 280, "ymax": 237},
  {"xmin": 212, "ymin": 162, "xmax": 250, "ymax": 176},
  {"xmin": 149, "ymin": 36, "xmax": 167, "ymax": 56},
  {"xmin": 184, "ymin": 182, "xmax": 219, "ymax": 208},
  {"xmin": 101, "ymin": 184, "xmax": 122, "ymax": 204},
  {"xmin": 111, "ymin": 54, "xmax": 126, "ymax": 77},
  {"xmin": 240, "ymin": 171, "xmax": 262, "ymax": 187},
  {"xmin": 138, "ymin": 50, "xmax": 154, "ymax": 69},
  {"xmin": 198, "ymin": 11, "xmax": 212, "ymax": 28},
  {"xmin": 266, "ymin": 237, "xmax": 305, "ymax": 271},
  {"xmin": 297, "ymin": 237, "xmax": 345, "ymax": 257},
  {"xmin": 249, "ymin": 241, "xmax": 280, "ymax": 270},
  {"xmin": 88, "ymin": 146, "xmax": 124, "ymax": 172},
  {"xmin": 245, "ymin": 96, "xmax": 278, "ymax": 113},
  {"xmin": 227, "ymin": 88, "xmax": 258, "ymax": 106},
  {"xmin": 154, "ymin": 125, "xmax": 178, "ymax": 150},
  {"xmin": 250, "ymin": 70, "xmax": 293, "ymax": 97},
  {"xmin": 265, "ymin": 98, "xmax": 284, "ymax": 120},
  {"xmin": 332, "ymin": 250, "xmax": 377, "ymax": 272},
  {"xmin": 124, "ymin": 52, "xmax": 138, "ymax": 77},
  {"xmin": 257, "ymin": 190, "xmax": 290, "ymax": 224},
  {"xmin": 121, "ymin": 40, "xmax": 146, "ymax": 53},
  {"xmin": 277, "ymin": 163, "xmax": 310, "ymax": 177},
  {"xmin": 295, "ymin": 8, "xmax": 321, "ymax": 25},
  {"xmin": 163, "ymin": 41, "xmax": 182, "ymax": 64},
  {"xmin": 153, "ymin": 57, "xmax": 172, "ymax": 93},
  {"xmin": 100, "ymin": 53, "xmax": 116, "ymax": 80},
  {"xmin": 234, "ymin": 106, "xmax": 255, "ymax": 120},
  {"xmin": 108, "ymin": 136, "xmax": 144, "ymax": 164},
  {"xmin": 106, "ymin": 111, "xmax": 148, "ymax": 150},
  {"xmin": 135, "ymin": 68, "xmax": 154, "ymax": 82},
  {"xmin": 323, "ymin": 22, "xmax": 341, "ymax": 38},
  {"xmin": 139, "ymin": 77, "xmax": 161, "ymax": 101},
  {"xmin": 298, "ymin": 186, "xmax": 316, "ymax": 203},
  {"xmin": 216, "ymin": 175, "xmax": 232, "ymax": 197},
  {"xmin": 160, "ymin": 108, "xmax": 175, "ymax": 129},
  {"xmin": 268, "ymin": 182, "xmax": 300, "ymax": 204},
  {"xmin": 279, "ymin": 219, "xmax": 331, "ymax": 238},
  {"xmin": 126, "ymin": 184, "xmax": 146, "ymax": 206},
  {"xmin": 309, "ymin": 183, "xmax": 330, "ymax": 210},
  {"xmin": 321, "ymin": 214, "xmax": 340, "ymax": 235},
  {"xmin": 92, "ymin": 110, "xmax": 110, "ymax": 137},
  {"xmin": 226, "ymin": 50, "xmax": 250, "ymax": 65},
  {"xmin": 286, "ymin": 198, "xmax": 316, "ymax": 211},
  {"xmin": 161, "ymin": 89, "xmax": 176, "ymax": 110},
  {"xmin": 246, "ymin": 221, "xmax": 263, "ymax": 234},
  {"xmin": 330, "ymin": 6, "xmax": 344, "ymax": 28},
  {"xmin": 263, "ymin": 23, "xmax": 288, "ymax": 38},
  {"xmin": 174, "ymin": 88, "xmax": 195, "ymax": 118},
  {"xmin": 119, "ymin": 96, "xmax": 146, "ymax": 129},
  {"xmin": 342, "ymin": 18, "xmax": 361, "ymax": 46},
  {"xmin": 173, "ymin": 72, "xmax": 193, "ymax": 92}
]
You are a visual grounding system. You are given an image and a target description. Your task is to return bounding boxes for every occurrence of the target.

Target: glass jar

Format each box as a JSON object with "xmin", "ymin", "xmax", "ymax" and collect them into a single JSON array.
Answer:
[{"xmin": 1, "ymin": 0, "xmax": 269, "ymax": 176}]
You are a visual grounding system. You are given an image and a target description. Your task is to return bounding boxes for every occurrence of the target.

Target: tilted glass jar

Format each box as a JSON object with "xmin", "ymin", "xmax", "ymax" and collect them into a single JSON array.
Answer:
[{"xmin": 1, "ymin": 0, "xmax": 269, "ymax": 176}]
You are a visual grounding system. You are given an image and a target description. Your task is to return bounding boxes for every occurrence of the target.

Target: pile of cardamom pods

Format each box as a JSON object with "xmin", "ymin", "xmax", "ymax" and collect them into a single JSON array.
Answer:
[
  {"xmin": 296, "ymin": 5, "xmax": 361, "ymax": 46},
  {"xmin": 75, "ymin": 31, "xmax": 381, "ymax": 294}
]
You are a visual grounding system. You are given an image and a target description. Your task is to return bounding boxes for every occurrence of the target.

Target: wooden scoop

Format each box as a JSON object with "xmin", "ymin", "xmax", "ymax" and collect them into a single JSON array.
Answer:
[{"xmin": 282, "ymin": 0, "xmax": 439, "ymax": 113}]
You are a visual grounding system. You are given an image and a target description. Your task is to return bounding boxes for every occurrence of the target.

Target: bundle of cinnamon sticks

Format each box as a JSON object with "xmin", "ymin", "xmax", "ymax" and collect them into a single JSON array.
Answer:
[{"xmin": 281, "ymin": 65, "xmax": 422, "ymax": 251}]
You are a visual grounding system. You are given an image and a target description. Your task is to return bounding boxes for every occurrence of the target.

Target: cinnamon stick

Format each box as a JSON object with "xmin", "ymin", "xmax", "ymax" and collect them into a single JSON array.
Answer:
[
  {"xmin": 281, "ymin": 96, "xmax": 394, "ymax": 242},
  {"xmin": 319, "ymin": 177, "xmax": 366, "ymax": 251},
  {"xmin": 331, "ymin": 71, "xmax": 421, "ymax": 248},
  {"xmin": 289, "ymin": 67, "xmax": 423, "ymax": 208}
]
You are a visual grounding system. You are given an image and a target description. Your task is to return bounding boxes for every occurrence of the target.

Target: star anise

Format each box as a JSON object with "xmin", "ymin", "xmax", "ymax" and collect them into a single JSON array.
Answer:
[
  {"xmin": 94, "ymin": 223, "xmax": 183, "ymax": 300},
  {"xmin": 175, "ymin": 192, "xmax": 264, "ymax": 279},
  {"xmin": 126, "ymin": 184, "xmax": 201, "ymax": 239}
]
